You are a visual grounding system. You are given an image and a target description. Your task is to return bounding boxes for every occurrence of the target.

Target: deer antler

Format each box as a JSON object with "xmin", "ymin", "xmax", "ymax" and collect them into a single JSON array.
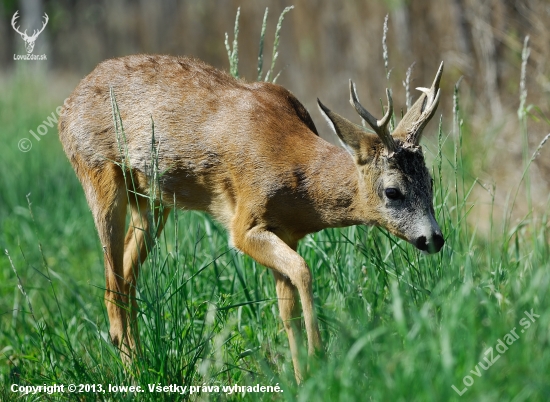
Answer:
[
  {"xmin": 11, "ymin": 11, "xmax": 27, "ymax": 39},
  {"xmin": 11, "ymin": 11, "xmax": 48, "ymax": 40},
  {"xmin": 349, "ymin": 80, "xmax": 396, "ymax": 154},
  {"xmin": 29, "ymin": 13, "xmax": 49, "ymax": 40},
  {"xmin": 396, "ymin": 61, "xmax": 443, "ymax": 145}
]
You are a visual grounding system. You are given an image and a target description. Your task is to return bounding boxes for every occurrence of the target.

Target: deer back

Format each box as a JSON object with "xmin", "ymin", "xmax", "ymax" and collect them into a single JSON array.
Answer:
[{"xmin": 59, "ymin": 55, "xmax": 363, "ymax": 236}]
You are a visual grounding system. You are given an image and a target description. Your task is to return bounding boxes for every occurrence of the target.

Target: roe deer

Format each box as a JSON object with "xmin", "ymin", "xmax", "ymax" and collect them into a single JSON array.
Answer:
[{"xmin": 58, "ymin": 55, "xmax": 444, "ymax": 382}]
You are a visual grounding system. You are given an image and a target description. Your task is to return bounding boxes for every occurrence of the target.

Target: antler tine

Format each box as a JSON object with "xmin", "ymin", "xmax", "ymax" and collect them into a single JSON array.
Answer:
[
  {"xmin": 29, "ymin": 13, "xmax": 49, "ymax": 39},
  {"xmin": 432, "ymin": 60, "xmax": 444, "ymax": 89},
  {"xmin": 349, "ymin": 80, "xmax": 396, "ymax": 154},
  {"xmin": 419, "ymin": 87, "xmax": 441, "ymax": 120},
  {"xmin": 11, "ymin": 10, "xmax": 19, "ymax": 26},
  {"xmin": 379, "ymin": 88, "xmax": 394, "ymax": 128},
  {"xmin": 11, "ymin": 11, "xmax": 26, "ymax": 37},
  {"xmin": 397, "ymin": 61, "xmax": 443, "ymax": 145},
  {"xmin": 414, "ymin": 60, "xmax": 443, "ymax": 112},
  {"xmin": 39, "ymin": 14, "xmax": 48, "ymax": 33}
]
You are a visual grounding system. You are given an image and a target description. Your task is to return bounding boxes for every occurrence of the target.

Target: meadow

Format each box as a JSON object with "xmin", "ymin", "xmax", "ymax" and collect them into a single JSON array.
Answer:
[{"xmin": 1, "ymin": 12, "xmax": 550, "ymax": 402}]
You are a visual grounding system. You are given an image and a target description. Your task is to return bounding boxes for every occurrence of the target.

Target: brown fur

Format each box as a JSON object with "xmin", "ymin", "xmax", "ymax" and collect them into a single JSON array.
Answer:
[{"xmin": 58, "ymin": 54, "xmax": 443, "ymax": 382}]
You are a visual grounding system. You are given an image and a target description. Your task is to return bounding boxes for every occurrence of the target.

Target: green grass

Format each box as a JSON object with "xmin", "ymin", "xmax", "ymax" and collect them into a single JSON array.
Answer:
[{"xmin": 2, "ymin": 36, "xmax": 550, "ymax": 402}]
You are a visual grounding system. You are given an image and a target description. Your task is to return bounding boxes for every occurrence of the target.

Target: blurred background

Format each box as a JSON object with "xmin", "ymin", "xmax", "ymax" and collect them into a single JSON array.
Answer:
[{"xmin": 1, "ymin": 0, "xmax": 549, "ymax": 219}]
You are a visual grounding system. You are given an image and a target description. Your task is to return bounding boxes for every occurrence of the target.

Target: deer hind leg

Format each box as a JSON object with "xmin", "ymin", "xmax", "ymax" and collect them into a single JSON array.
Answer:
[
  {"xmin": 231, "ymin": 215, "xmax": 321, "ymax": 382},
  {"xmin": 77, "ymin": 162, "xmax": 130, "ymax": 357},
  {"xmin": 122, "ymin": 194, "xmax": 171, "ymax": 352},
  {"xmin": 272, "ymin": 270, "xmax": 304, "ymax": 382}
]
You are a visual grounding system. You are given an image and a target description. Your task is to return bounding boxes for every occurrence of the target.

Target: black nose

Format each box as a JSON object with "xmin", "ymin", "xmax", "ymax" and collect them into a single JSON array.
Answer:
[{"xmin": 415, "ymin": 233, "xmax": 445, "ymax": 253}]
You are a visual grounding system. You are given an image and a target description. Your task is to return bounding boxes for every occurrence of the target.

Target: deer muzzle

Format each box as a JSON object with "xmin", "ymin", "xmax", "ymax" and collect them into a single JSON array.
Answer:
[
  {"xmin": 413, "ymin": 213, "xmax": 444, "ymax": 254},
  {"xmin": 414, "ymin": 231, "xmax": 445, "ymax": 254}
]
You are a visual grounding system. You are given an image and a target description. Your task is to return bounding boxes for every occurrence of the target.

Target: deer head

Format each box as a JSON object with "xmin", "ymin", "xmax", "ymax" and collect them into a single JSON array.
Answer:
[
  {"xmin": 318, "ymin": 62, "xmax": 444, "ymax": 253},
  {"xmin": 11, "ymin": 11, "xmax": 49, "ymax": 54}
]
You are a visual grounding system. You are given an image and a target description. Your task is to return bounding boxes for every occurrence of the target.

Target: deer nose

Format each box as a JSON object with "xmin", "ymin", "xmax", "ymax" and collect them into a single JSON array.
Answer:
[{"xmin": 415, "ymin": 233, "xmax": 444, "ymax": 253}]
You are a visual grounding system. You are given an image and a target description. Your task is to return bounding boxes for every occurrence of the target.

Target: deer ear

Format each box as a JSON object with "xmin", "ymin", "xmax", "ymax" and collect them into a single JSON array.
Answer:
[{"xmin": 317, "ymin": 99, "xmax": 379, "ymax": 164}]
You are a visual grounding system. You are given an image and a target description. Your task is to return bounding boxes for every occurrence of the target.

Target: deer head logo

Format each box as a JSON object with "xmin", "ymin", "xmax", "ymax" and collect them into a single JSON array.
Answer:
[{"xmin": 11, "ymin": 11, "xmax": 49, "ymax": 54}]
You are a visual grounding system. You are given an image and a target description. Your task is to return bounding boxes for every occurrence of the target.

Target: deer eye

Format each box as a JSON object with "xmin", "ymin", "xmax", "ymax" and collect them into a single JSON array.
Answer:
[{"xmin": 385, "ymin": 188, "xmax": 402, "ymax": 200}]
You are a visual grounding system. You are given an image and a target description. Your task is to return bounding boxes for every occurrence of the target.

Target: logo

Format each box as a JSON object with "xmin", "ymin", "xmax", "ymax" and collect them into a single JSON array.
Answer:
[{"xmin": 11, "ymin": 10, "xmax": 48, "ymax": 60}]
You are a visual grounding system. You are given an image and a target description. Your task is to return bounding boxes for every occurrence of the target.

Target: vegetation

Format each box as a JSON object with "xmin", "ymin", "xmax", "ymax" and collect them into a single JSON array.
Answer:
[{"xmin": 1, "ymin": 8, "xmax": 550, "ymax": 402}]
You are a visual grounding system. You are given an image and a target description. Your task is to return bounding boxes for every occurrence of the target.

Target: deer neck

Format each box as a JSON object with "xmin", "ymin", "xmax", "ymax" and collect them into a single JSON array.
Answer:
[{"xmin": 308, "ymin": 145, "xmax": 379, "ymax": 230}]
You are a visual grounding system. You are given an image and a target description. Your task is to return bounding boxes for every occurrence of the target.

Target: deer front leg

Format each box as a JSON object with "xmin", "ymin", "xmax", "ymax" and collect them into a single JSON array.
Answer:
[{"xmin": 231, "ymin": 218, "xmax": 321, "ymax": 381}]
